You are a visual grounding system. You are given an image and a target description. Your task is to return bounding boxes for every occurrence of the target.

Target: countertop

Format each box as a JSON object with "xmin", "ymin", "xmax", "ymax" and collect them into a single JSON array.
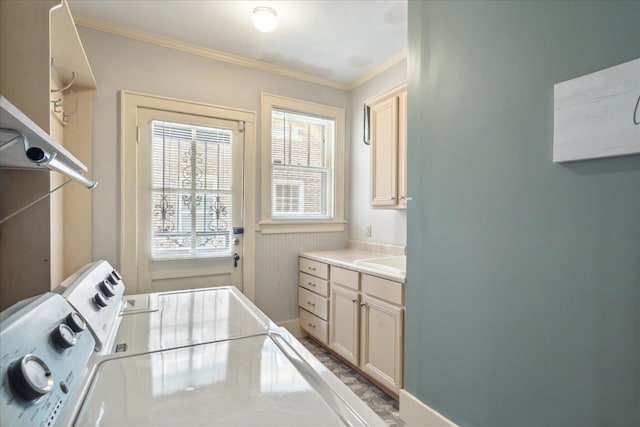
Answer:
[{"xmin": 300, "ymin": 248, "xmax": 406, "ymax": 283}]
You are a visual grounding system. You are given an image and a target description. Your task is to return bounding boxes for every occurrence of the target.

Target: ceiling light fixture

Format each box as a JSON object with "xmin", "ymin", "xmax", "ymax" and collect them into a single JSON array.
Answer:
[{"xmin": 252, "ymin": 6, "xmax": 278, "ymax": 33}]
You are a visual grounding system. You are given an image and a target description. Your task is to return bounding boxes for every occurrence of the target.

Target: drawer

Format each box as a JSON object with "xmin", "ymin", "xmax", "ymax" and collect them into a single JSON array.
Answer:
[
  {"xmin": 330, "ymin": 265, "xmax": 359, "ymax": 290},
  {"xmin": 298, "ymin": 287, "xmax": 329, "ymax": 320},
  {"xmin": 299, "ymin": 257, "xmax": 329, "ymax": 279},
  {"xmin": 299, "ymin": 272, "xmax": 329, "ymax": 297},
  {"xmin": 300, "ymin": 308, "xmax": 328, "ymax": 344},
  {"xmin": 361, "ymin": 274, "xmax": 404, "ymax": 306}
]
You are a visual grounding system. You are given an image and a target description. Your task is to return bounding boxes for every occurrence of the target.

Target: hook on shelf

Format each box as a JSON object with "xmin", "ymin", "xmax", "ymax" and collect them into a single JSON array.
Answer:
[
  {"xmin": 51, "ymin": 98, "xmax": 63, "ymax": 113},
  {"xmin": 51, "ymin": 99, "xmax": 79, "ymax": 123},
  {"xmin": 50, "ymin": 71, "xmax": 76, "ymax": 94},
  {"xmin": 62, "ymin": 101, "xmax": 79, "ymax": 123}
]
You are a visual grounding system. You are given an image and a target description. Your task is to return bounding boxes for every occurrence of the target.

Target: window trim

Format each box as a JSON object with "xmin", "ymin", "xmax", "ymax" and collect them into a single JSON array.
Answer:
[{"xmin": 259, "ymin": 93, "xmax": 345, "ymax": 234}]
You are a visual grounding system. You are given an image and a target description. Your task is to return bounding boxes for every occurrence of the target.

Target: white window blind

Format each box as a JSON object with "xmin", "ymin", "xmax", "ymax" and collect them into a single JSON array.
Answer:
[
  {"xmin": 271, "ymin": 108, "xmax": 335, "ymax": 219},
  {"xmin": 151, "ymin": 120, "xmax": 232, "ymax": 258}
]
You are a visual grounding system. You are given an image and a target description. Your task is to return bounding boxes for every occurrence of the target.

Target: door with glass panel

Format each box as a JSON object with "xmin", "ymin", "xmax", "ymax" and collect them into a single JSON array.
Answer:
[{"xmin": 137, "ymin": 108, "xmax": 244, "ymax": 293}]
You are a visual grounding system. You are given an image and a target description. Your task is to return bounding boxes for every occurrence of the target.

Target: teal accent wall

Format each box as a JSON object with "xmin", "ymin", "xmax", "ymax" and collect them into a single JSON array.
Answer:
[{"xmin": 405, "ymin": 2, "xmax": 640, "ymax": 426}]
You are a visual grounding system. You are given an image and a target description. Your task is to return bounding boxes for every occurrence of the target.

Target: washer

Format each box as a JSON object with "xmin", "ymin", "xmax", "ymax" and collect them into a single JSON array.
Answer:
[{"xmin": 1, "ymin": 260, "xmax": 387, "ymax": 426}]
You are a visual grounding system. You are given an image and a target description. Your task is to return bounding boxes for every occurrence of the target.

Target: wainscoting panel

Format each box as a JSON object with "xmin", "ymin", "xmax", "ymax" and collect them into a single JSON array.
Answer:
[{"xmin": 254, "ymin": 231, "xmax": 347, "ymax": 322}]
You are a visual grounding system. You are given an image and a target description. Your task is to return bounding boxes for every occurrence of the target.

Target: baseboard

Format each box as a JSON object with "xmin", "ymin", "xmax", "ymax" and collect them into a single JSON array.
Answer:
[
  {"xmin": 277, "ymin": 318, "xmax": 304, "ymax": 338},
  {"xmin": 399, "ymin": 389, "xmax": 457, "ymax": 427}
]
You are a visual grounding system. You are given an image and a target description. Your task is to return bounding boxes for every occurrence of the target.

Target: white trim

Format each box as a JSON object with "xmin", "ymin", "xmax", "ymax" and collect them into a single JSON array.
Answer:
[
  {"xmin": 399, "ymin": 389, "xmax": 458, "ymax": 427},
  {"xmin": 350, "ymin": 50, "xmax": 408, "ymax": 90},
  {"xmin": 258, "ymin": 220, "xmax": 346, "ymax": 234},
  {"xmin": 72, "ymin": 15, "xmax": 405, "ymax": 91},
  {"xmin": 277, "ymin": 319, "xmax": 304, "ymax": 339}
]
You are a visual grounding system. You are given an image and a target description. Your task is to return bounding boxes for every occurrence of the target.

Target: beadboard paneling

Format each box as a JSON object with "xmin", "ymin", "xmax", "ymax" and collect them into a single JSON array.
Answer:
[{"xmin": 255, "ymin": 231, "xmax": 346, "ymax": 322}]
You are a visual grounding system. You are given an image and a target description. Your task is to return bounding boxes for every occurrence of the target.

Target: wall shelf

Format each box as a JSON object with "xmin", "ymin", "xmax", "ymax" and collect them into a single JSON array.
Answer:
[{"xmin": 553, "ymin": 58, "xmax": 640, "ymax": 162}]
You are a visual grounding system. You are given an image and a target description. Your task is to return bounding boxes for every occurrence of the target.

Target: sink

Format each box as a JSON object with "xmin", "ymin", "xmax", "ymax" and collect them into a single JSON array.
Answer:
[{"xmin": 354, "ymin": 255, "xmax": 406, "ymax": 275}]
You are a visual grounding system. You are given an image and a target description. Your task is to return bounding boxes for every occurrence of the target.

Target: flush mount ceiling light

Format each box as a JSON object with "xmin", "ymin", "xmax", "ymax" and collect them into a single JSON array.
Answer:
[{"xmin": 252, "ymin": 6, "xmax": 278, "ymax": 32}]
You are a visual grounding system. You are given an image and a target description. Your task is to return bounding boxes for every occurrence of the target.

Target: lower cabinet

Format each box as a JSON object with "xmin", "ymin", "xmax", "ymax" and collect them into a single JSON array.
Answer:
[
  {"xmin": 328, "ymin": 266, "xmax": 405, "ymax": 395},
  {"xmin": 329, "ymin": 284, "xmax": 360, "ymax": 366},
  {"xmin": 299, "ymin": 256, "xmax": 405, "ymax": 396},
  {"xmin": 360, "ymin": 294, "xmax": 404, "ymax": 393},
  {"xmin": 298, "ymin": 257, "xmax": 330, "ymax": 344}
]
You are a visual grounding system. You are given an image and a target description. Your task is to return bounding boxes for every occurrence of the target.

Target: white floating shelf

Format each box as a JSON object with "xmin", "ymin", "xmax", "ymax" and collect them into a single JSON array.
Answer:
[
  {"xmin": 0, "ymin": 95, "xmax": 87, "ymax": 172},
  {"xmin": 553, "ymin": 58, "xmax": 640, "ymax": 162}
]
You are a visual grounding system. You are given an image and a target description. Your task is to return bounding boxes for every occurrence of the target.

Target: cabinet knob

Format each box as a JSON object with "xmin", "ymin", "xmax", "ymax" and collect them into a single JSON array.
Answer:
[
  {"xmin": 352, "ymin": 299, "xmax": 358, "ymax": 303},
  {"xmin": 307, "ymin": 323, "xmax": 316, "ymax": 328},
  {"xmin": 307, "ymin": 301, "xmax": 316, "ymax": 307},
  {"xmin": 308, "ymin": 282, "xmax": 316, "ymax": 287},
  {"xmin": 360, "ymin": 302, "xmax": 366, "ymax": 307},
  {"xmin": 308, "ymin": 267, "xmax": 316, "ymax": 271}
]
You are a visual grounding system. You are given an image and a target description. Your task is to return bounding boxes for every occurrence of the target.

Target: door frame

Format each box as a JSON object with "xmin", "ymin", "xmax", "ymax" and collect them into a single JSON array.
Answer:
[{"xmin": 120, "ymin": 90, "xmax": 257, "ymax": 300}]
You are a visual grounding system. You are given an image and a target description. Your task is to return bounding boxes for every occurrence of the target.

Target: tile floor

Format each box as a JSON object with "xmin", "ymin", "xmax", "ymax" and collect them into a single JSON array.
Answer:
[{"xmin": 299, "ymin": 337, "xmax": 406, "ymax": 427}]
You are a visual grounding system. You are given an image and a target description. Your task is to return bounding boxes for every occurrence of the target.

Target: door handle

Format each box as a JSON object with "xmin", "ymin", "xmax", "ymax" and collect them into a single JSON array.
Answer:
[{"xmin": 233, "ymin": 253, "xmax": 240, "ymax": 268}]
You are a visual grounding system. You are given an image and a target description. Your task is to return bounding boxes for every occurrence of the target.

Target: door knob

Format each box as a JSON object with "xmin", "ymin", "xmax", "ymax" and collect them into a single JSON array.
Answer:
[{"xmin": 233, "ymin": 253, "xmax": 240, "ymax": 268}]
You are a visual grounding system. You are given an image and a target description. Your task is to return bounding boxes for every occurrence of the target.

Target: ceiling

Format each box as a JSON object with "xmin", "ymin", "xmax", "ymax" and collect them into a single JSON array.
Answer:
[{"xmin": 68, "ymin": 1, "xmax": 408, "ymax": 88}]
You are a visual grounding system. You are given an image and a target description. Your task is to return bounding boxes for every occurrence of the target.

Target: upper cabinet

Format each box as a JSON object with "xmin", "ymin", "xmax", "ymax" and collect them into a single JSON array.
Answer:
[{"xmin": 366, "ymin": 82, "xmax": 407, "ymax": 209}]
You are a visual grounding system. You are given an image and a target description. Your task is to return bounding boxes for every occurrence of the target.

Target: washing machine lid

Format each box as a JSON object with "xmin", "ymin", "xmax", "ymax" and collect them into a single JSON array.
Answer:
[
  {"xmin": 74, "ymin": 335, "xmax": 379, "ymax": 427},
  {"xmin": 112, "ymin": 287, "xmax": 274, "ymax": 354}
]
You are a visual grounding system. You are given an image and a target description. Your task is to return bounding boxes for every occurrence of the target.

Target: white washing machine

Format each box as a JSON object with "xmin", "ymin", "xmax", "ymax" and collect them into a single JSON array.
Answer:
[{"xmin": 0, "ymin": 260, "xmax": 386, "ymax": 426}]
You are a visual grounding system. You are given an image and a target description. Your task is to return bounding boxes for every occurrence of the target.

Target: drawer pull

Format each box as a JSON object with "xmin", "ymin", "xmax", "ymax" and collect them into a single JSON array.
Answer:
[
  {"xmin": 308, "ymin": 282, "xmax": 316, "ymax": 287},
  {"xmin": 307, "ymin": 301, "xmax": 316, "ymax": 307},
  {"xmin": 308, "ymin": 266, "xmax": 316, "ymax": 271},
  {"xmin": 360, "ymin": 302, "xmax": 366, "ymax": 307},
  {"xmin": 307, "ymin": 323, "xmax": 316, "ymax": 328}
]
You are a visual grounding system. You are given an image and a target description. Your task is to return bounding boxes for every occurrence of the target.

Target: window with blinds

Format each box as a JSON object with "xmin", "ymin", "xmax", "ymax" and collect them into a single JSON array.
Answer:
[
  {"xmin": 271, "ymin": 108, "xmax": 335, "ymax": 219},
  {"xmin": 151, "ymin": 120, "xmax": 232, "ymax": 258}
]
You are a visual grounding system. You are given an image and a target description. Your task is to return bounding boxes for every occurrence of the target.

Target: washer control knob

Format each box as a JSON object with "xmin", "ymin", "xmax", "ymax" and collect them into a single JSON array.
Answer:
[
  {"xmin": 99, "ymin": 280, "xmax": 116, "ymax": 297},
  {"xmin": 51, "ymin": 324, "xmax": 77, "ymax": 349},
  {"xmin": 8, "ymin": 354, "xmax": 53, "ymax": 400},
  {"xmin": 106, "ymin": 273, "xmax": 118, "ymax": 286},
  {"xmin": 65, "ymin": 311, "xmax": 86, "ymax": 332},
  {"xmin": 94, "ymin": 292, "xmax": 108, "ymax": 308}
]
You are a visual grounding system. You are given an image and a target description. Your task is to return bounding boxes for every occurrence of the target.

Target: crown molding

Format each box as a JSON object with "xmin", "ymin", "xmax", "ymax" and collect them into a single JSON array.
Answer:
[
  {"xmin": 347, "ymin": 50, "xmax": 407, "ymax": 90},
  {"xmin": 73, "ymin": 15, "xmax": 405, "ymax": 92}
]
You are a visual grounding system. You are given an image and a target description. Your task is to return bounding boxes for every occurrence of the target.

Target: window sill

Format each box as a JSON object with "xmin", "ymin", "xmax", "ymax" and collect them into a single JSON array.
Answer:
[{"xmin": 258, "ymin": 219, "xmax": 346, "ymax": 234}]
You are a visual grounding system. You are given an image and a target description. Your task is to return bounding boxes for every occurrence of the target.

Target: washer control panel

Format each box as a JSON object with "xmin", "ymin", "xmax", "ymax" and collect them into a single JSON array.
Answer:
[
  {"xmin": 57, "ymin": 261, "xmax": 126, "ymax": 352},
  {"xmin": 0, "ymin": 293, "xmax": 95, "ymax": 427}
]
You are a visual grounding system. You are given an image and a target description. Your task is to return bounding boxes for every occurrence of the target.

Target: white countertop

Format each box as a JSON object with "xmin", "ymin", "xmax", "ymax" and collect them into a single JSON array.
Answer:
[{"xmin": 300, "ymin": 248, "xmax": 406, "ymax": 283}]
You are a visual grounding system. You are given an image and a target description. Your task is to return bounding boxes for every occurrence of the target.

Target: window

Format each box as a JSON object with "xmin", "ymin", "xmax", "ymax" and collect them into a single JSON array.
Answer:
[
  {"xmin": 260, "ymin": 94, "xmax": 345, "ymax": 233},
  {"xmin": 151, "ymin": 120, "xmax": 233, "ymax": 259},
  {"xmin": 271, "ymin": 109, "xmax": 334, "ymax": 219}
]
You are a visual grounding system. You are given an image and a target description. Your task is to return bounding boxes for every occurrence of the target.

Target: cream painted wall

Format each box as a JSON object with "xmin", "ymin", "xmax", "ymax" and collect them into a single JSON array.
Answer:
[{"xmin": 347, "ymin": 59, "xmax": 407, "ymax": 246}]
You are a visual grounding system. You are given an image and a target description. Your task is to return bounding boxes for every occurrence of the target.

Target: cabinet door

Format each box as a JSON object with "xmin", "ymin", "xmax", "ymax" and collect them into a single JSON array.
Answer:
[
  {"xmin": 329, "ymin": 284, "xmax": 360, "ymax": 365},
  {"xmin": 360, "ymin": 294, "xmax": 404, "ymax": 393},
  {"xmin": 370, "ymin": 96, "xmax": 398, "ymax": 207}
]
